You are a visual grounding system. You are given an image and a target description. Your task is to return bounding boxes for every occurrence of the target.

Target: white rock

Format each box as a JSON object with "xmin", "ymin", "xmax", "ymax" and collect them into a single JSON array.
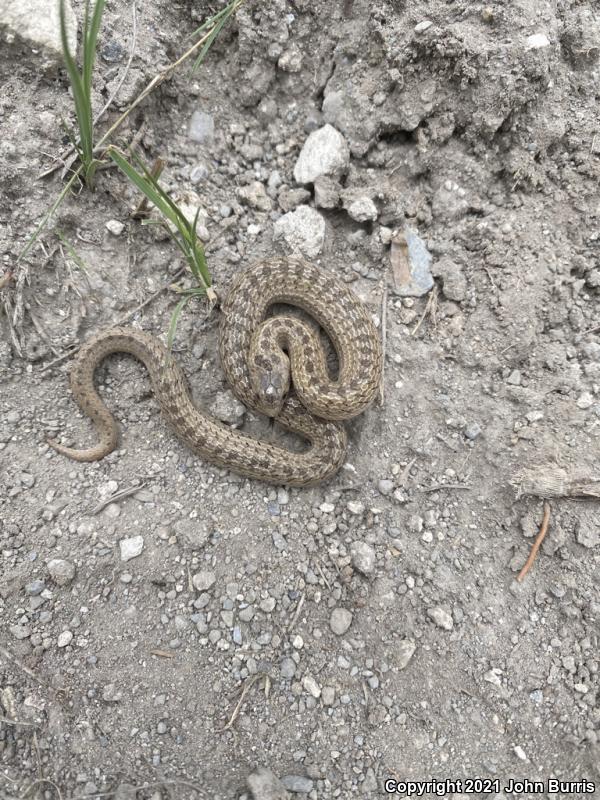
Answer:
[
  {"xmin": 526, "ymin": 33, "xmax": 550, "ymax": 50},
  {"xmin": 192, "ymin": 570, "xmax": 216, "ymax": 592},
  {"xmin": 302, "ymin": 675, "xmax": 321, "ymax": 698},
  {"xmin": 57, "ymin": 630, "xmax": 73, "ymax": 648},
  {"xmin": 47, "ymin": 558, "xmax": 76, "ymax": 586},
  {"xmin": 330, "ymin": 607, "xmax": 353, "ymax": 635},
  {"xmin": 119, "ymin": 535, "xmax": 144, "ymax": 562},
  {"xmin": 396, "ymin": 639, "xmax": 416, "ymax": 670},
  {"xmin": 293, "ymin": 124, "xmax": 350, "ymax": 184},
  {"xmin": 513, "ymin": 745, "xmax": 528, "ymax": 761},
  {"xmin": 347, "ymin": 501, "xmax": 365, "ymax": 515},
  {"xmin": 427, "ymin": 606, "xmax": 454, "ymax": 630},
  {"xmin": 346, "ymin": 196, "xmax": 378, "ymax": 223},
  {"xmin": 351, "ymin": 541, "xmax": 376, "ymax": 575},
  {"xmin": 0, "ymin": 0, "xmax": 77, "ymax": 66},
  {"xmin": 273, "ymin": 205, "xmax": 325, "ymax": 258},
  {"xmin": 105, "ymin": 219, "xmax": 124, "ymax": 236},
  {"xmin": 414, "ymin": 20, "xmax": 433, "ymax": 33},
  {"xmin": 576, "ymin": 392, "xmax": 594, "ymax": 409}
]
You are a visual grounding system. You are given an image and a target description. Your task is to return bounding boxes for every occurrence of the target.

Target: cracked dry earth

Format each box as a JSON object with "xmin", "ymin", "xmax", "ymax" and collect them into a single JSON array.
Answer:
[{"xmin": 1, "ymin": 0, "xmax": 600, "ymax": 798}]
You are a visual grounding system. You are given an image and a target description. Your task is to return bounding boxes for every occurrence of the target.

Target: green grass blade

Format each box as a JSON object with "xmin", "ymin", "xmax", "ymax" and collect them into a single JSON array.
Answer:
[
  {"xmin": 167, "ymin": 295, "xmax": 191, "ymax": 350},
  {"xmin": 84, "ymin": 0, "xmax": 107, "ymax": 90}
]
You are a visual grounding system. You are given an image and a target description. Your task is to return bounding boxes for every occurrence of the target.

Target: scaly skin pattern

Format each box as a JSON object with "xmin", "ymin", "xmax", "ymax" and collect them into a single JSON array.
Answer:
[{"xmin": 48, "ymin": 257, "xmax": 382, "ymax": 486}]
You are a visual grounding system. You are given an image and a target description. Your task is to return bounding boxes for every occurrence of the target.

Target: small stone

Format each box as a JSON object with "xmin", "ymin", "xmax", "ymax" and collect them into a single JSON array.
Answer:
[
  {"xmin": 192, "ymin": 570, "xmax": 216, "ymax": 592},
  {"xmin": 119, "ymin": 535, "xmax": 144, "ymax": 562},
  {"xmin": 321, "ymin": 686, "xmax": 335, "ymax": 706},
  {"xmin": 105, "ymin": 219, "xmax": 124, "ymax": 236},
  {"xmin": 320, "ymin": 502, "xmax": 335, "ymax": 513},
  {"xmin": 434, "ymin": 257, "xmax": 468, "ymax": 300},
  {"xmin": 57, "ymin": 630, "xmax": 73, "ymax": 648},
  {"xmin": 526, "ymin": 33, "xmax": 550, "ymax": 49},
  {"xmin": 25, "ymin": 579, "xmax": 45, "ymax": 596},
  {"xmin": 506, "ymin": 369, "xmax": 521, "ymax": 385},
  {"xmin": 190, "ymin": 163, "xmax": 209, "ymax": 184},
  {"xmin": 464, "ymin": 422, "xmax": 482, "ymax": 440},
  {"xmin": 391, "ymin": 228, "xmax": 434, "ymax": 297},
  {"xmin": 575, "ymin": 519, "xmax": 600, "ymax": 549},
  {"xmin": 280, "ymin": 657, "xmax": 297, "ymax": 679},
  {"xmin": 238, "ymin": 181, "xmax": 272, "ymax": 212},
  {"xmin": 273, "ymin": 206, "xmax": 326, "ymax": 258},
  {"xmin": 414, "ymin": 20, "xmax": 433, "ymax": 33},
  {"xmin": 281, "ymin": 776, "xmax": 314, "ymax": 794},
  {"xmin": 427, "ymin": 606, "xmax": 453, "ymax": 630},
  {"xmin": 347, "ymin": 501, "xmax": 365, "ymax": 515},
  {"xmin": 47, "ymin": 558, "xmax": 76, "ymax": 586},
  {"xmin": 10, "ymin": 624, "xmax": 31, "ymax": 640},
  {"xmin": 239, "ymin": 605, "xmax": 255, "ymax": 622},
  {"xmin": 278, "ymin": 44, "xmax": 303, "ymax": 73},
  {"xmin": 351, "ymin": 541, "xmax": 376, "ymax": 576},
  {"xmin": 293, "ymin": 124, "xmax": 350, "ymax": 184},
  {"xmin": 378, "ymin": 479, "xmax": 394, "ymax": 496},
  {"xmin": 513, "ymin": 745, "xmax": 528, "ymax": 761},
  {"xmin": 345, "ymin": 196, "xmax": 378, "ymax": 223},
  {"xmin": 247, "ymin": 767, "xmax": 290, "ymax": 800},
  {"xmin": 313, "ymin": 176, "xmax": 340, "ymax": 209},
  {"xmin": 302, "ymin": 675, "xmax": 321, "ymax": 698},
  {"xmin": 102, "ymin": 683, "xmax": 122, "ymax": 702},
  {"xmin": 188, "ymin": 110, "xmax": 214, "ymax": 144},
  {"xmin": 210, "ymin": 390, "xmax": 245, "ymax": 424},
  {"xmin": 576, "ymin": 392, "xmax": 594, "ymax": 409},
  {"xmin": 330, "ymin": 607, "xmax": 353, "ymax": 635},
  {"xmin": 0, "ymin": 0, "xmax": 77, "ymax": 67},
  {"xmin": 397, "ymin": 639, "xmax": 416, "ymax": 670}
]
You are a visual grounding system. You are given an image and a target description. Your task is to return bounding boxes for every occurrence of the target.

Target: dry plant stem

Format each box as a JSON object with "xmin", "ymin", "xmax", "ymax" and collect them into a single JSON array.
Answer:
[
  {"xmin": 517, "ymin": 501, "xmax": 551, "ymax": 582},
  {"xmin": 218, "ymin": 673, "xmax": 265, "ymax": 732},
  {"xmin": 379, "ymin": 284, "xmax": 387, "ymax": 405},
  {"xmin": 411, "ymin": 285, "xmax": 438, "ymax": 337}
]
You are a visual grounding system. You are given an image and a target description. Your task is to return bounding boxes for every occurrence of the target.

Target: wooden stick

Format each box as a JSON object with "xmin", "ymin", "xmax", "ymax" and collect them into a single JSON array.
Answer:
[{"xmin": 517, "ymin": 501, "xmax": 551, "ymax": 582}]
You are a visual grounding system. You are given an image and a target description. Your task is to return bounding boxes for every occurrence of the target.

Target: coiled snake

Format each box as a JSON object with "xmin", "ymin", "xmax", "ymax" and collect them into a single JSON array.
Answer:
[{"xmin": 48, "ymin": 257, "xmax": 382, "ymax": 486}]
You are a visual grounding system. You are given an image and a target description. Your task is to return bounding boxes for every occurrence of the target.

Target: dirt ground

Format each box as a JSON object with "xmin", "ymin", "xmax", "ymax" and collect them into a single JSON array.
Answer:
[{"xmin": 1, "ymin": 0, "xmax": 599, "ymax": 798}]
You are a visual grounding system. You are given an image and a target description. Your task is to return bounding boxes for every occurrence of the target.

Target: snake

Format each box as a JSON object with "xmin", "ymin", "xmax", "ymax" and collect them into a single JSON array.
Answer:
[{"xmin": 47, "ymin": 257, "xmax": 382, "ymax": 486}]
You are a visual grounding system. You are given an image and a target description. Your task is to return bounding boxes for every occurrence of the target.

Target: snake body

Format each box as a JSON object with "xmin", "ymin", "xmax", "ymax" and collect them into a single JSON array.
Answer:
[{"xmin": 48, "ymin": 257, "xmax": 382, "ymax": 486}]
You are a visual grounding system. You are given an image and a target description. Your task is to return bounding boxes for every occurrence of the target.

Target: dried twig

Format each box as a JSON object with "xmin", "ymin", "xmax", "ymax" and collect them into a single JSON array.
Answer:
[
  {"xmin": 218, "ymin": 673, "xmax": 265, "ymax": 732},
  {"xmin": 421, "ymin": 482, "xmax": 470, "ymax": 493},
  {"xmin": 90, "ymin": 482, "xmax": 147, "ymax": 515},
  {"xmin": 287, "ymin": 591, "xmax": 305, "ymax": 633},
  {"xmin": 517, "ymin": 501, "xmax": 551, "ymax": 582},
  {"xmin": 411, "ymin": 285, "xmax": 438, "ymax": 337}
]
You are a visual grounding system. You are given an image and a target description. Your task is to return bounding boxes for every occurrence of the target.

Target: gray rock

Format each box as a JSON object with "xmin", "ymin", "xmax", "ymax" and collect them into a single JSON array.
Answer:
[
  {"xmin": 57, "ymin": 630, "xmax": 73, "ymax": 648},
  {"xmin": 378, "ymin": 479, "xmax": 394, "ymax": 496},
  {"xmin": 210, "ymin": 390, "xmax": 245, "ymax": 425},
  {"xmin": 247, "ymin": 767, "xmax": 290, "ymax": 800},
  {"xmin": 576, "ymin": 519, "xmax": 599, "ymax": 549},
  {"xmin": 321, "ymin": 686, "xmax": 335, "ymax": 706},
  {"xmin": 280, "ymin": 657, "xmax": 296, "ymax": 679},
  {"xmin": 273, "ymin": 206, "xmax": 326, "ymax": 258},
  {"xmin": 330, "ymin": 607, "xmax": 353, "ymax": 635},
  {"xmin": 47, "ymin": 558, "xmax": 76, "ymax": 586},
  {"xmin": 344, "ymin": 196, "xmax": 378, "ymax": 223},
  {"xmin": 278, "ymin": 187, "xmax": 311, "ymax": 213},
  {"xmin": 10, "ymin": 624, "xmax": 31, "ymax": 640},
  {"xmin": 119, "ymin": 535, "xmax": 144, "ymax": 562},
  {"xmin": 278, "ymin": 45, "xmax": 303, "ymax": 73},
  {"xmin": 432, "ymin": 181, "xmax": 469, "ymax": 221},
  {"xmin": 188, "ymin": 110, "xmax": 214, "ymax": 144},
  {"xmin": 192, "ymin": 570, "xmax": 216, "ymax": 592},
  {"xmin": 0, "ymin": 0, "xmax": 76, "ymax": 67},
  {"xmin": 293, "ymin": 124, "xmax": 349, "ymax": 184},
  {"xmin": 464, "ymin": 422, "xmax": 482, "ymax": 440},
  {"xmin": 238, "ymin": 181, "xmax": 272, "ymax": 212},
  {"xmin": 391, "ymin": 228, "xmax": 434, "ymax": 297},
  {"xmin": 427, "ymin": 606, "xmax": 454, "ymax": 630},
  {"xmin": 434, "ymin": 258, "xmax": 467, "ymax": 302},
  {"xmin": 313, "ymin": 176, "xmax": 340, "ymax": 209},
  {"xmin": 25, "ymin": 578, "xmax": 45, "ymax": 596},
  {"xmin": 281, "ymin": 776, "xmax": 314, "ymax": 794},
  {"xmin": 351, "ymin": 541, "xmax": 376, "ymax": 576}
]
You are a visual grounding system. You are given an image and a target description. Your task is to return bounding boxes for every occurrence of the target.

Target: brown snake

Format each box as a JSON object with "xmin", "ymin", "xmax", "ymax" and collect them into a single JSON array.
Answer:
[{"xmin": 48, "ymin": 257, "xmax": 382, "ymax": 486}]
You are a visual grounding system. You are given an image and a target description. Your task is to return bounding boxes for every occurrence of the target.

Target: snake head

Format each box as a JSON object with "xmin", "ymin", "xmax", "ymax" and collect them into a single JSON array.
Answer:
[{"xmin": 249, "ymin": 347, "xmax": 290, "ymax": 417}]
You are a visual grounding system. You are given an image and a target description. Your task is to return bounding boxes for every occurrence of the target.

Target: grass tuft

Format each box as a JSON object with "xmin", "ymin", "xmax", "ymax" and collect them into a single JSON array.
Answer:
[
  {"xmin": 190, "ymin": 0, "xmax": 245, "ymax": 72},
  {"xmin": 108, "ymin": 146, "xmax": 214, "ymax": 346},
  {"xmin": 59, "ymin": 0, "xmax": 107, "ymax": 189}
]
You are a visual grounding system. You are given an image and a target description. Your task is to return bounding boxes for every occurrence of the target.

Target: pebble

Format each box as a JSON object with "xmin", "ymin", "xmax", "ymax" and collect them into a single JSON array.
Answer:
[
  {"xmin": 377, "ymin": 479, "xmax": 394, "ymax": 496},
  {"xmin": 345, "ymin": 196, "xmax": 378, "ymax": 223},
  {"xmin": 119, "ymin": 535, "xmax": 144, "ymax": 562},
  {"xmin": 427, "ymin": 606, "xmax": 454, "ymax": 630},
  {"xmin": 414, "ymin": 20, "xmax": 433, "ymax": 33},
  {"xmin": 347, "ymin": 501, "xmax": 365, "ymax": 515},
  {"xmin": 392, "ymin": 228, "xmax": 434, "ymax": 297},
  {"xmin": 313, "ymin": 176, "xmax": 340, "ymax": 209},
  {"xmin": 47, "ymin": 558, "xmax": 76, "ymax": 586},
  {"xmin": 281, "ymin": 657, "xmax": 297, "ymax": 679},
  {"xmin": 293, "ymin": 124, "xmax": 350, "ymax": 184},
  {"xmin": 302, "ymin": 675, "xmax": 321, "ymax": 698},
  {"xmin": 210, "ymin": 390, "xmax": 246, "ymax": 425},
  {"xmin": 396, "ymin": 639, "xmax": 417, "ymax": 670},
  {"xmin": 57, "ymin": 630, "xmax": 73, "ymax": 648},
  {"xmin": 322, "ymin": 686, "xmax": 335, "ymax": 706},
  {"xmin": 238, "ymin": 181, "xmax": 272, "ymax": 212},
  {"xmin": 281, "ymin": 776, "xmax": 314, "ymax": 794},
  {"xmin": 273, "ymin": 206, "xmax": 326, "ymax": 258},
  {"xmin": 105, "ymin": 219, "xmax": 125, "ymax": 236},
  {"xmin": 330, "ymin": 607, "xmax": 353, "ymax": 635},
  {"xmin": 464, "ymin": 422, "xmax": 482, "ymax": 440},
  {"xmin": 10, "ymin": 625, "xmax": 31, "ymax": 640},
  {"xmin": 246, "ymin": 767, "xmax": 289, "ymax": 799},
  {"xmin": 575, "ymin": 519, "xmax": 600, "ymax": 549},
  {"xmin": 350, "ymin": 541, "xmax": 376, "ymax": 576},
  {"xmin": 192, "ymin": 571, "xmax": 216, "ymax": 592},
  {"xmin": 526, "ymin": 33, "xmax": 550, "ymax": 50},
  {"xmin": 576, "ymin": 392, "xmax": 594, "ymax": 409},
  {"xmin": 25, "ymin": 578, "xmax": 45, "ymax": 596},
  {"xmin": 188, "ymin": 110, "xmax": 214, "ymax": 144},
  {"xmin": 513, "ymin": 745, "xmax": 528, "ymax": 761}
]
